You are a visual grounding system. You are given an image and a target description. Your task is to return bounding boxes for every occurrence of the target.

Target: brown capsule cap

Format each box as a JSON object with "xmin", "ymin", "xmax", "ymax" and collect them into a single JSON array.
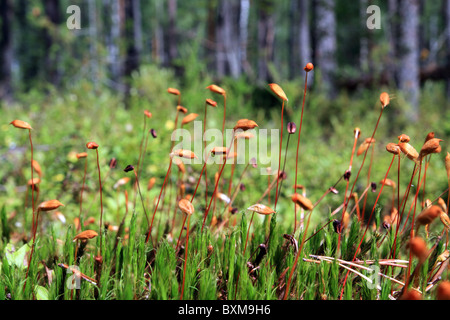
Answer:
[
  {"xmin": 178, "ymin": 199, "xmax": 194, "ymax": 215},
  {"xmin": 380, "ymin": 92, "xmax": 390, "ymax": 108},
  {"xmin": 398, "ymin": 142, "xmax": 419, "ymax": 162},
  {"xmin": 113, "ymin": 177, "xmax": 130, "ymax": 189},
  {"xmin": 211, "ymin": 147, "xmax": 228, "ymax": 155},
  {"xmin": 438, "ymin": 197, "xmax": 448, "ymax": 212},
  {"xmin": 83, "ymin": 217, "xmax": 95, "ymax": 226},
  {"xmin": 268, "ymin": 83, "xmax": 288, "ymax": 101},
  {"xmin": 206, "ymin": 99, "xmax": 217, "ymax": 107},
  {"xmin": 291, "ymin": 193, "xmax": 314, "ymax": 211},
  {"xmin": 304, "ymin": 62, "xmax": 314, "ymax": 72},
  {"xmin": 437, "ymin": 281, "xmax": 450, "ymax": 300},
  {"xmin": 177, "ymin": 105, "xmax": 188, "ymax": 114},
  {"xmin": 32, "ymin": 160, "xmax": 42, "ymax": 177},
  {"xmin": 10, "ymin": 120, "xmax": 32, "ymax": 130},
  {"xmin": 399, "ymin": 290, "xmax": 422, "ymax": 300},
  {"xmin": 247, "ymin": 204, "xmax": 275, "ymax": 215},
  {"xmin": 73, "ymin": 230, "xmax": 98, "ymax": 242},
  {"xmin": 181, "ymin": 113, "xmax": 199, "ymax": 125},
  {"xmin": 354, "ymin": 127, "xmax": 361, "ymax": 138},
  {"xmin": 27, "ymin": 178, "xmax": 41, "ymax": 186},
  {"xmin": 440, "ymin": 212, "xmax": 450, "ymax": 230},
  {"xmin": 407, "ymin": 237, "xmax": 428, "ymax": 262},
  {"xmin": 170, "ymin": 149, "xmax": 198, "ymax": 159},
  {"xmin": 425, "ymin": 132, "xmax": 435, "ymax": 143},
  {"xmin": 386, "ymin": 143, "xmax": 401, "ymax": 155},
  {"xmin": 76, "ymin": 152, "xmax": 88, "ymax": 159},
  {"xmin": 397, "ymin": 134, "xmax": 410, "ymax": 143},
  {"xmin": 86, "ymin": 142, "xmax": 99, "ymax": 149},
  {"xmin": 144, "ymin": 110, "xmax": 152, "ymax": 118},
  {"xmin": 206, "ymin": 84, "xmax": 226, "ymax": 96},
  {"xmin": 419, "ymin": 138, "xmax": 443, "ymax": 160},
  {"xmin": 357, "ymin": 142, "xmax": 370, "ymax": 156},
  {"xmin": 173, "ymin": 158, "xmax": 186, "ymax": 173},
  {"xmin": 233, "ymin": 119, "xmax": 258, "ymax": 131},
  {"xmin": 147, "ymin": 177, "xmax": 156, "ymax": 191},
  {"xmin": 445, "ymin": 152, "xmax": 450, "ymax": 178},
  {"xmin": 416, "ymin": 205, "xmax": 442, "ymax": 226},
  {"xmin": 37, "ymin": 199, "xmax": 64, "ymax": 212},
  {"xmin": 167, "ymin": 87, "xmax": 180, "ymax": 95},
  {"xmin": 380, "ymin": 178, "xmax": 396, "ymax": 188}
]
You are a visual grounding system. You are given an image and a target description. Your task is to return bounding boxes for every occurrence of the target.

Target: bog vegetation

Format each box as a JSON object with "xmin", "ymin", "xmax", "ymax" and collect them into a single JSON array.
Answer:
[{"xmin": 1, "ymin": 63, "xmax": 450, "ymax": 301}]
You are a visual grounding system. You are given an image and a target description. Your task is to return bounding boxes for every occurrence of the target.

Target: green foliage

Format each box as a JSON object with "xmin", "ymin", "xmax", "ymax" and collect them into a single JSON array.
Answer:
[{"xmin": 1, "ymin": 60, "xmax": 450, "ymax": 301}]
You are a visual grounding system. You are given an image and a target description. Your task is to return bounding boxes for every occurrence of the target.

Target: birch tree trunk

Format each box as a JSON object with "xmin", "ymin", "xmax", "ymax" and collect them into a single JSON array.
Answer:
[
  {"xmin": 398, "ymin": 0, "xmax": 420, "ymax": 120},
  {"xmin": 105, "ymin": 0, "xmax": 121, "ymax": 84},
  {"xmin": 299, "ymin": 0, "xmax": 312, "ymax": 85},
  {"xmin": 216, "ymin": 0, "xmax": 241, "ymax": 78},
  {"xmin": 43, "ymin": 0, "xmax": 61, "ymax": 86},
  {"xmin": 239, "ymin": 0, "xmax": 251, "ymax": 76},
  {"xmin": 314, "ymin": 0, "xmax": 337, "ymax": 97},
  {"xmin": 387, "ymin": 0, "xmax": 399, "ymax": 86},
  {"xmin": 167, "ymin": 0, "xmax": 177, "ymax": 67},
  {"xmin": 257, "ymin": 0, "xmax": 275, "ymax": 83},
  {"xmin": 289, "ymin": 0, "xmax": 299, "ymax": 79}
]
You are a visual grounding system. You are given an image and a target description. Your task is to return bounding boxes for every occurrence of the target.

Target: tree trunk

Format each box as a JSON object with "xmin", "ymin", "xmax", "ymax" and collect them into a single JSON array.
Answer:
[
  {"xmin": 216, "ymin": 0, "xmax": 241, "ymax": 78},
  {"xmin": 88, "ymin": 0, "xmax": 98, "ymax": 85},
  {"xmin": 123, "ymin": 0, "xmax": 141, "ymax": 107},
  {"xmin": 314, "ymin": 0, "xmax": 337, "ymax": 97},
  {"xmin": 0, "ymin": 0, "xmax": 13, "ymax": 101},
  {"xmin": 445, "ymin": 0, "xmax": 450, "ymax": 100},
  {"xmin": 105, "ymin": 0, "xmax": 121, "ymax": 84},
  {"xmin": 239, "ymin": 0, "xmax": 251, "ymax": 76},
  {"xmin": 299, "ymin": 0, "xmax": 312, "ymax": 85},
  {"xmin": 153, "ymin": 0, "xmax": 165, "ymax": 64},
  {"xmin": 124, "ymin": 0, "xmax": 140, "ymax": 78},
  {"xmin": 398, "ymin": 0, "xmax": 420, "ymax": 121},
  {"xmin": 43, "ymin": 0, "xmax": 61, "ymax": 86},
  {"xmin": 360, "ymin": 0, "xmax": 369, "ymax": 73},
  {"xmin": 205, "ymin": 0, "xmax": 217, "ymax": 71},
  {"xmin": 257, "ymin": 0, "xmax": 275, "ymax": 83},
  {"xmin": 167, "ymin": 0, "xmax": 177, "ymax": 67},
  {"xmin": 215, "ymin": 1, "xmax": 226, "ymax": 77},
  {"xmin": 387, "ymin": 0, "xmax": 399, "ymax": 85},
  {"xmin": 288, "ymin": 0, "xmax": 299, "ymax": 79}
]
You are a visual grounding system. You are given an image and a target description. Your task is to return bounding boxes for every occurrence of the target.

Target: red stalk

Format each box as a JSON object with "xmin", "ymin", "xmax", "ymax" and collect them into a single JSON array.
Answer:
[
  {"xmin": 274, "ymin": 100, "xmax": 285, "ymax": 209},
  {"xmin": 146, "ymin": 159, "xmax": 173, "ymax": 244},
  {"xmin": 339, "ymin": 154, "xmax": 396, "ymax": 300},
  {"xmin": 293, "ymin": 72, "xmax": 309, "ymax": 232},
  {"xmin": 78, "ymin": 158, "xmax": 88, "ymax": 231},
  {"xmin": 96, "ymin": 149, "xmax": 104, "ymax": 258}
]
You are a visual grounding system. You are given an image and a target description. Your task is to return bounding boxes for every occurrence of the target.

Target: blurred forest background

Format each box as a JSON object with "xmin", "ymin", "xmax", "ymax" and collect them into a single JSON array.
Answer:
[{"xmin": 0, "ymin": 0, "xmax": 449, "ymax": 119}]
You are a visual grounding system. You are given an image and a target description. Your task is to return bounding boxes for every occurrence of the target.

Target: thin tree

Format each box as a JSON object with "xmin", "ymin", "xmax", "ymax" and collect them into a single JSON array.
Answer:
[
  {"xmin": 398, "ymin": 0, "xmax": 420, "ymax": 121},
  {"xmin": 257, "ymin": 0, "xmax": 275, "ymax": 83},
  {"xmin": 314, "ymin": 0, "xmax": 337, "ymax": 97}
]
